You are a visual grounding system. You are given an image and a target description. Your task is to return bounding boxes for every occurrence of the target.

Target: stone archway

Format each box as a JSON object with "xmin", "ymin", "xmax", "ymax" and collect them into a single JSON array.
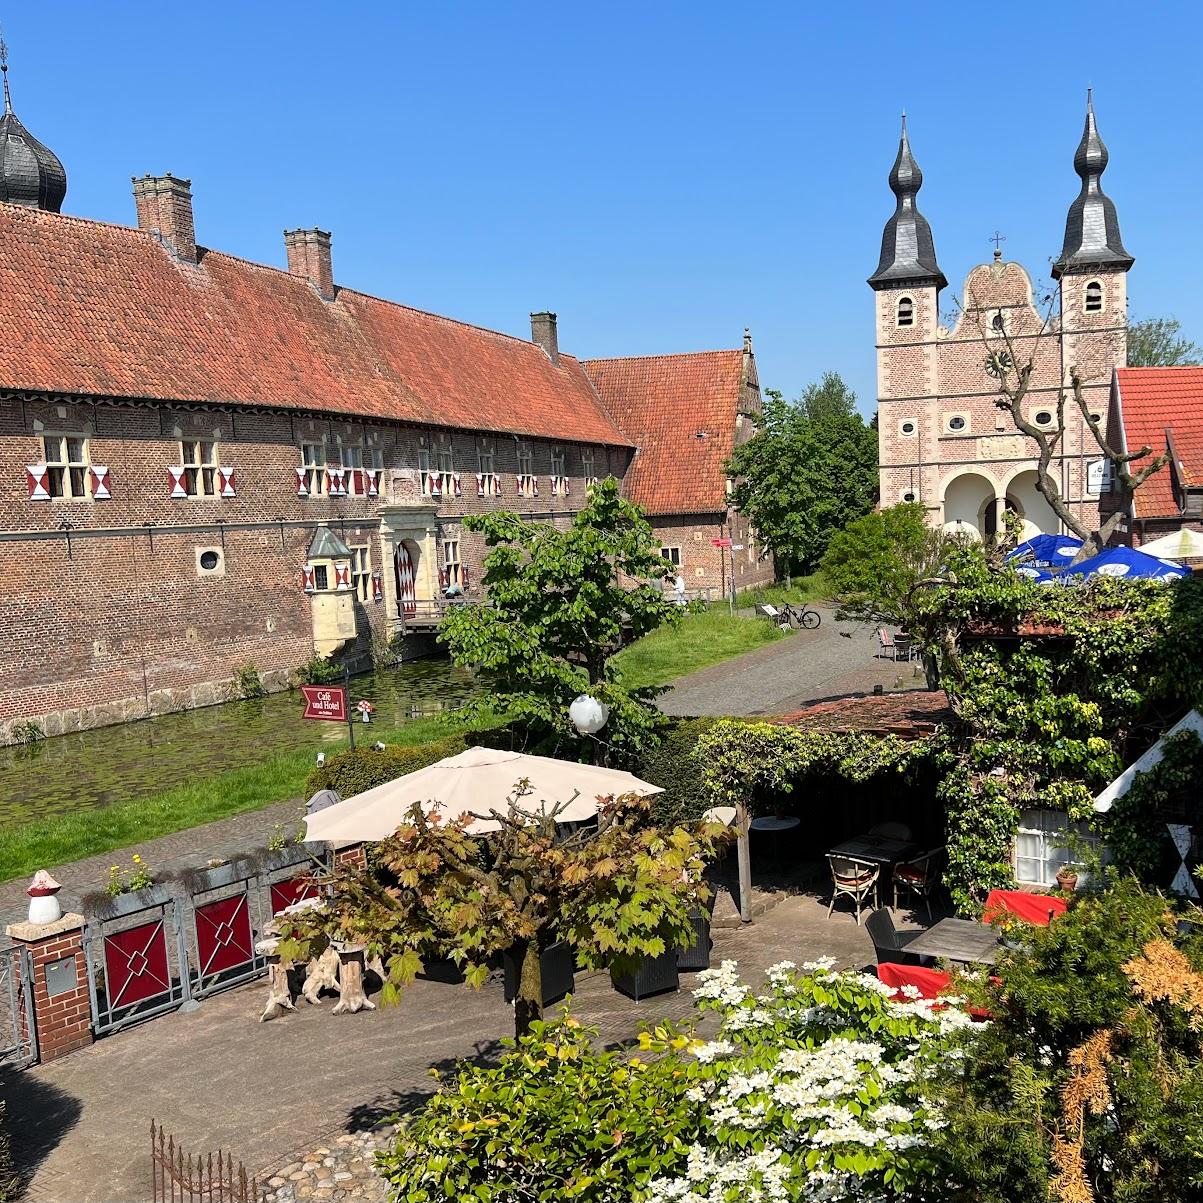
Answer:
[
  {"xmin": 1004, "ymin": 470, "xmax": 1060, "ymax": 539},
  {"xmin": 377, "ymin": 500, "xmax": 439, "ymax": 632},
  {"xmin": 941, "ymin": 472, "xmax": 997, "ymax": 541}
]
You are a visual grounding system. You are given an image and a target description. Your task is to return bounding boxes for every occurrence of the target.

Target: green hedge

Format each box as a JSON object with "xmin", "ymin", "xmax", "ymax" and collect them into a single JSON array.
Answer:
[
  {"xmin": 637, "ymin": 716, "xmax": 729, "ymax": 827},
  {"xmin": 305, "ymin": 733, "xmax": 468, "ymax": 799}
]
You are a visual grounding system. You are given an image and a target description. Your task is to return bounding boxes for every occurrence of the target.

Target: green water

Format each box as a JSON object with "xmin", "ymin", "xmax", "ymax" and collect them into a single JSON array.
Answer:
[{"xmin": 0, "ymin": 660, "xmax": 477, "ymax": 829}]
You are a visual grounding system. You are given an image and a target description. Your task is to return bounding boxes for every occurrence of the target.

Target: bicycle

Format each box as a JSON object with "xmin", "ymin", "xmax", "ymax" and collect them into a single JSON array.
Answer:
[{"xmin": 778, "ymin": 603, "xmax": 821, "ymax": 630}]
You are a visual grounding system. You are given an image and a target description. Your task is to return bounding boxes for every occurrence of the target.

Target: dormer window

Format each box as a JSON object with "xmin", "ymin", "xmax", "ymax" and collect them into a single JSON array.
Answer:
[
  {"xmin": 1085, "ymin": 280, "xmax": 1103, "ymax": 313},
  {"xmin": 896, "ymin": 296, "xmax": 914, "ymax": 328}
]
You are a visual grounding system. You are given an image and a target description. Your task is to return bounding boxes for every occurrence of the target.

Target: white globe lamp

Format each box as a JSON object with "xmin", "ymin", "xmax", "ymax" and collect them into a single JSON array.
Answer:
[{"xmin": 569, "ymin": 694, "xmax": 610, "ymax": 735}]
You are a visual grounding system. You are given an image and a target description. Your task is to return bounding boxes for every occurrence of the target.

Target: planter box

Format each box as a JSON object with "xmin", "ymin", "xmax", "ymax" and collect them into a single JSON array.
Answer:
[
  {"xmin": 88, "ymin": 880, "xmax": 178, "ymax": 920},
  {"xmin": 503, "ymin": 941, "xmax": 575, "ymax": 1007},
  {"xmin": 610, "ymin": 948, "xmax": 680, "ymax": 1002},
  {"xmin": 675, "ymin": 911, "xmax": 712, "ymax": 972}
]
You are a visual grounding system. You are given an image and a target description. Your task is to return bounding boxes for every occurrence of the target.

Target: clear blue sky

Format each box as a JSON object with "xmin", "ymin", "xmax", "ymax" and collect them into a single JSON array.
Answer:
[{"xmin": 3, "ymin": 2, "xmax": 1198, "ymax": 415}]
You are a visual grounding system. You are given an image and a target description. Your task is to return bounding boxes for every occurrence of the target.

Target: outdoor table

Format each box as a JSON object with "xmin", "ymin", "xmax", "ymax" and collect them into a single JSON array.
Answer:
[
  {"xmin": 829, "ymin": 834, "xmax": 917, "ymax": 866},
  {"xmin": 749, "ymin": 816, "xmax": 801, "ymax": 834},
  {"xmin": 905, "ymin": 918, "xmax": 1000, "ymax": 965}
]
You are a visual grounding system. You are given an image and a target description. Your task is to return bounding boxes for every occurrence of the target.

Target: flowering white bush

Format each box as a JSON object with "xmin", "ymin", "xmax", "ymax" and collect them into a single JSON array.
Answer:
[{"xmin": 639, "ymin": 959, "xmax": 972, "ymax": 1203}]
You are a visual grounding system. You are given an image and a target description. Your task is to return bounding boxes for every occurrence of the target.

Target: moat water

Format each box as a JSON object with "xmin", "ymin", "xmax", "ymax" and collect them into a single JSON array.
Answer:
[{"xmin": 0, "ymin": 659, "xmax": 478, "ymax": 829}]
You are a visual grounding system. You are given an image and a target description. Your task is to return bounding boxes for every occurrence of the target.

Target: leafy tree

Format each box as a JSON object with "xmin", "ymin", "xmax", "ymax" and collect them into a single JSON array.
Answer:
[
  {"xmin": 438, "ymin": 478, "xmax": 686, "ymax": 761},
  {"xmin": 1127, "ymin": 315, "xmax": 1202, "ymax": 367},
  {"xmin": 279, "ymin": 790, "xmax": 726, "ymax": 1038},
  {"xmin": 726, "ymin": 372, "xmax": 877, "ymax": 576}
]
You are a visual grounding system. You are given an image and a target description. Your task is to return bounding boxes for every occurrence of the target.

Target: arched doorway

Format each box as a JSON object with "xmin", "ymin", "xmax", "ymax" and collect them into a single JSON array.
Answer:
[
  {"xmin": 942, "ymin": 473, "xmax": 996, "ymax": 541},
  {"xmin": 394, "ymin": 539, "xmax": 419, "ymax": 618},
  {"xmin": 1004, "ymin": 470, "xmax": 1059, "ymax": 539}
]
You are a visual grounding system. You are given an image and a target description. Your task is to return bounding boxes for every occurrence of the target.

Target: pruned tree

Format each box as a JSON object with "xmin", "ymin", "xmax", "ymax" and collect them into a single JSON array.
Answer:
[
  {"xmin": 961, "ymin": 281, "xmax": 1168, "ymax": 560},
  {"xmin": 277, "ymin": 788, "xmax": 727, "ymax": 1038}
]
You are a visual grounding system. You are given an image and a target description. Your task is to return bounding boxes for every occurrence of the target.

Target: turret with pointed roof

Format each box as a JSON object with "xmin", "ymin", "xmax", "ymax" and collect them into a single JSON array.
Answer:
[
  {"xmin": 0, "ymin": 39, "xmax": 67, "ymax": 213},
  {"xmin": 867, "ymin": 117, "xmax": 946, "ymax": 291},
  {"xmin": 1052, "ymin": 91, "xmax": 1132, "ymax": 278}
]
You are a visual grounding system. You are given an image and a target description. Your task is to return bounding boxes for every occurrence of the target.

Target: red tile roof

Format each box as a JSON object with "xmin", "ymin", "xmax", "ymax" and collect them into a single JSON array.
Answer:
[
  {"xmin": 1115, "ymin": 367, "xmax": 1203, "ymax": 518},
  {"xmin": 774, "ymin": 690, "xmax": 951, "ymax": 739},
  {"xmin": 583, "ymin": 350, "xmax": 745, "ymax": 516},
  {"xmin": 0, "ymin": 203, "xmax": 629, "ymax": 446}
]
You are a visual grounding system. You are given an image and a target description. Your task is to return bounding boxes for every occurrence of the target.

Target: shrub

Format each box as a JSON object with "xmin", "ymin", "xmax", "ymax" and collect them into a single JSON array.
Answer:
[
  {"xmin": 235, "ymin": 662, "xmax": 265, "ymax": 699},
  {"xmin": 636, "ymin": 716, "xmax": 725, "ymax": 826},
  {"xmin": 9, "ymin": 720, "xmax": 43, "ymax": 746},
  {"xmin": 0, "ymin": 1101, "xmax": 17, "ymax": 1202},
  {"xmin": 295, "ymin": 654, "xmax": 341, "ymax": 686},
  {"xmin": 305, "ymin": 733, "xmax": 468, "ymax": 798}
]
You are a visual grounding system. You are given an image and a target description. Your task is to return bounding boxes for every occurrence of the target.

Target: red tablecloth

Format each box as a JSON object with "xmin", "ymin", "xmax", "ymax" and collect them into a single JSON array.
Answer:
[
  {"xmin": 876, "ymin": 962, "xmax": 951, "ymax": 1000},
  {"xmin": 983, "ymin": 889, "xmax": 1067, "ymax": 927}
]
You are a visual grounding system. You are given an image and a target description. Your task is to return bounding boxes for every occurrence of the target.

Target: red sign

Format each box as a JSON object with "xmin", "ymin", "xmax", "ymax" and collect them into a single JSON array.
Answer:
[
  {"xmin": 711, "ymin": 537, "xmax": 732, "ymax": 547},
  {"xmin": 301, "ymin": 685, "xmax": 347, "ymax": 722}
]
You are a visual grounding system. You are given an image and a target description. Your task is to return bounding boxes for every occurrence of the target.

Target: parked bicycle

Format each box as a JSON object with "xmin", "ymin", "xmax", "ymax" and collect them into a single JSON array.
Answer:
[{"xmin": 778, "ymin": 603, "xmax": 821, "ymax": 630}]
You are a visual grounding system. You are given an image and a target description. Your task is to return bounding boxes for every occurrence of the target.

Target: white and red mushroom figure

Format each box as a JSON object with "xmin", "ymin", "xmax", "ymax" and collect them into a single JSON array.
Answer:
[
  {"xmin": 356, "ymin": 699, "xmax": 375, "ymax": 724},
  {"xmin": 27, "ymin": 870, "xmax": 62, "ymax": 925}
]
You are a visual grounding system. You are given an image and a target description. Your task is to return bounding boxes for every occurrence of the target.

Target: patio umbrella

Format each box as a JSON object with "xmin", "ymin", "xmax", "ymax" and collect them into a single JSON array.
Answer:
[
  {"xmin": 303, "ymin": 745, "xmax": 663, "ymax": 842},
  {"xmin": 1013, "ymin": 564, "xmax": 1055, "ymax": 584},
  {"xmin": 1137, "ymin": 528, "xmax": 1203, "ymax": 560},
  {"xmin": 1005, "ymin": 533, "xmax": 1083, "ymax": 568},
  {"xmin": 1060, "ymin": 545, "xmax": 1188, "ymax": 583}
]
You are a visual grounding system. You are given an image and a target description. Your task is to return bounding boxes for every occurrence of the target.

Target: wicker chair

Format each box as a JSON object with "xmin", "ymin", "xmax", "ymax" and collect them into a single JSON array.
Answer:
[
  {"xmin": 892, "ymin": 847, "xmax": 945, "ymax": 920},
  {"xmin": 869, "ymin": 820, "xmax": 914, "ymax": 842},
  {"xmin": 826, "ymin": 855, "xmax": 880, "ymax": 924}
]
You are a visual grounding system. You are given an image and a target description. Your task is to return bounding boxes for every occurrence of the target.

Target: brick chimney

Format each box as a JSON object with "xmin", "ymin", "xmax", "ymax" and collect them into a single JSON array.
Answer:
[
  {"xmin": 530, "ymin": 311, "xmax": 559, "ymax": 365},
  {"xmin": 132, "ymin": 174, "xmax": 197, "ymax": 263},
  {"xmin": 284, "ymin": 228, "xmax": 335, "ymax": 301}
]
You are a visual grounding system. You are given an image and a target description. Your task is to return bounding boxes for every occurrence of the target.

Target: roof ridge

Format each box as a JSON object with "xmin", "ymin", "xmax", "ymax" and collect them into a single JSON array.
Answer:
[{"xmin": 583, "ymin": 348, "xmax": 742, "ymax": 366}]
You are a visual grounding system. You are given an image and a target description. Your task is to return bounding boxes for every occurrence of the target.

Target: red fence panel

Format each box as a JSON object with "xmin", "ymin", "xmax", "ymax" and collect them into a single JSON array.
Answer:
[
  {"xmin": 194, "ymin": 893, "xmax": 255, "ymax": 980},
  {"xmin": 269, "ymin": 874, "xmax": 320, "ymax": 916},
  {"xmin": 103, "ymin": 918, "xmax": 172, "ymax": 1012}
]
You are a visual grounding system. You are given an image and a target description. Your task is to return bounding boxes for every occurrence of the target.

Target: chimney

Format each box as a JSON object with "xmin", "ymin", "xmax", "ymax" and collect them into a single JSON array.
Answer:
[
  {"xmin": 284, "ymin": 228, "xmax": 335, "ymax": 301},
  {"xmin": 530, "ymin": 311, "xmax": 559, "ymax": 365},
  {"xmin": 132, "ymin": 174, "xmax": 196, "ymax": 263}
]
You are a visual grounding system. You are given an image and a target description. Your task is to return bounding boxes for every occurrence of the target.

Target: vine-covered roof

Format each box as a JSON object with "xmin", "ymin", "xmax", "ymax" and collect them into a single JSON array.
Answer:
[{"xmin": 774, "ymin": 690, "xmax": 950, "ymax": 739}]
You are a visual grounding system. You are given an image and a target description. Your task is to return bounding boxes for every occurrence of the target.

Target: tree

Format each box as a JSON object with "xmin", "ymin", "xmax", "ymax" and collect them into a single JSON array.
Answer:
[
  {"xmin": 1127, "ymin": 315, "xmax": 1201, "ymax": 367},
  {"xmin": 438, "ymin": 478, "xmax": 685, "ymax": 761},
  {"xmin": 278, "ymin": 790, "xmax": 726, "ymax": 1037},
  {"xmin": 726, "ymin": 372, "xmax": 877, "ymax": 576}
]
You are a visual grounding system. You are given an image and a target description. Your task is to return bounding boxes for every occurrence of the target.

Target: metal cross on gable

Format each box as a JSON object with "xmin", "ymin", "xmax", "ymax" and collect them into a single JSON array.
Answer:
[{"xmin": 989, "ymin": 230, "xmax": 1007, "ymax": 252}]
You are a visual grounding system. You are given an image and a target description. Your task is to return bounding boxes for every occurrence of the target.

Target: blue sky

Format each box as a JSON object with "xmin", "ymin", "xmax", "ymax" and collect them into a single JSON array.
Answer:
[{"xmin": 3, "ymin": 2, "xmax": 1198, "ymax": 415}]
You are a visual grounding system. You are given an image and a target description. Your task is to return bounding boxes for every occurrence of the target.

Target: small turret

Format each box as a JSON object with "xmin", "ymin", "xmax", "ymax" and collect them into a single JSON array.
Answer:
[{"xmin": 0, "ymin": 39, "xmax": 67, "ymax": 213}]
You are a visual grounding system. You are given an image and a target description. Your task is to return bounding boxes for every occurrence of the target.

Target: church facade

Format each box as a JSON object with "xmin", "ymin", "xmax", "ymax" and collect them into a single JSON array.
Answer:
[{"xmin": 870, "ymin": 99, "xmax": 1132, "ymax": 541}]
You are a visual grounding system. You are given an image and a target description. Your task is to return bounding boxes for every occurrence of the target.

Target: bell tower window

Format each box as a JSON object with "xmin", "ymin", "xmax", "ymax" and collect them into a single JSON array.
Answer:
[
  {"xmin": 896, "ymin": 296, "xmax": 914, "ymax": 328},
  {"xmin": 1085, "ymin": 280, "xmax": 1103, "ymax": 313}
]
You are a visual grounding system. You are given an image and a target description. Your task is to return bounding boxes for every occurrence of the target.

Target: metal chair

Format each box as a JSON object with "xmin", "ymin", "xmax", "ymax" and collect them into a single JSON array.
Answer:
[
  {"xmin": 893, "ymin": 847, "xmax": 945, "ymax": 920},
  {"xmin": 826, "ymin": 855, "xmax": 879, "ymax": 924},
  {"xmin": 865, "ymin": 908, "xmax": 924, "ymax": 965},
  {"xmin": 876, "ymin": 628, "xmax": 896, "ymax": 659},
  {"xmin": 869, "ymin": 820, "xmax": 914, "ymax": 842}
]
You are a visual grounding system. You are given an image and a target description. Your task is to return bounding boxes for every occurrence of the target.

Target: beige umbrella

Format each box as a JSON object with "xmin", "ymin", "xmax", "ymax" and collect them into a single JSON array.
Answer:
[
  {"xmin": 1137, "ymin": 529, "xmax": 1203, "ymax": 560},
  {"xmin": 303, "ymin": 745, "xmax": 663, "ymax": 843}
]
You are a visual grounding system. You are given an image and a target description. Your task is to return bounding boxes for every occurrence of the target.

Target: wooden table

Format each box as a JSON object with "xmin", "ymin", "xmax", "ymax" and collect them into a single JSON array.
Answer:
[
  {"xmin": 829, "ymin": 835, "xmax": 917, "ymax": 867},
  {"xmin": 906, "ymin": 918, "xmax": 1001, "ymax": 965}
]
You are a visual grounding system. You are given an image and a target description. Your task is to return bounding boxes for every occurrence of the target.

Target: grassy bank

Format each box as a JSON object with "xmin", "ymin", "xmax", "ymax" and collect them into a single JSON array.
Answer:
[
  {"xmin": 612, "ymin": 606, "xmax": 785, "ymax": 690},
  {"xmin": 0, "ymin": 715, "xmax": 460, "ymax": 885},
  {"xmin": 735, "ymin": 571, "xmax": 831, "ymax": 610}
]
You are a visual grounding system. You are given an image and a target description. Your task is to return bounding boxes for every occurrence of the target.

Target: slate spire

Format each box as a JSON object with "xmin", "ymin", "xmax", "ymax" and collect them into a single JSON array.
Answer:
[
  {"xmin": 0, "ymin": 38, "xmax": 67, "ymax": 213},
  {"xmin": 1052, "ymin": 90, "xmax": 1133, "ymax": 278},
  {"xmin": 868, "ymin": 115, "xmax": 946, "ymax": 291}
]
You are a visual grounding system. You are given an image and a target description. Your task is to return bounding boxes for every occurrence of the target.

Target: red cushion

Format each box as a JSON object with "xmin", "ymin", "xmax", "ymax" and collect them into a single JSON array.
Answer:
[
  {"xmin": 983, "ymin": 889, "xmax": 1067, "ymax": 927},
  {"xmin": 894, "ymin": 866, "xmax": 928, "ymax": 884},
  {"xmin": 876, "ymin": 962, "xmax": 951, "ymax": 1000}
]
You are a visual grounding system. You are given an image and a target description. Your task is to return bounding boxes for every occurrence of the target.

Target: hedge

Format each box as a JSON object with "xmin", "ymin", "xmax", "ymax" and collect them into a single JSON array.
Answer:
[
  {"xmin": 305, "ymin": 733, "xmax": 469, "ymax": 799},
  {"xmin": 637, "ymin": 716, "xmax": 728, "ymax": 827}
]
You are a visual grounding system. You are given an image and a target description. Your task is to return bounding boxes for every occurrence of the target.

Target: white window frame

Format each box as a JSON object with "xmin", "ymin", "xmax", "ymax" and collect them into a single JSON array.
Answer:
[
  {"xmin": 517, "ymin": 444, "xmax": 536, "ymax": 497},
  {"xmin": 437, "ymin": 448, "xmax": 455, "ymax": 495},
  {"xmin": 350, "ymin": 545, "xmax": 371, "ymax": 602},
  {"xmin": 43, "ymin": 433, "xmax": 91, "ymax": 499},
  {"xmin": 477, "ymin": 445, "xmax": 497, "ymax": 496},
  {"xmin": 180, "ymin": 438, "xmax": 219, "ymax": 498},
  {"xmin": 442, "ymin": 537, "xmax": 462, "ymax": 587},
  {"xmin": 582, "ymin": 449, "xmax": 595, "ymax": 482},
  {"xmin": 661, "ymin": 545, "xmax": 682, "ymax": 567},
  {"xmin": 312, "ymin": 562, "xmax": 330, "ymax": 592},
  {"xmin": 301, "ymin": 443, "xmax": 327, "ymax": 496},
  {"xmin": 1014, "ymin": 808, "xmax": 1099, "ymax": 888}
]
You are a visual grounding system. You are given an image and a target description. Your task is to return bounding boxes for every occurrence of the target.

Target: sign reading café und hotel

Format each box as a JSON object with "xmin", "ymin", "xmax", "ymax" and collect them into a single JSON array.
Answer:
[{"xmin": 301, "ymin": 685, "xmax": 348, "ymax": 722}]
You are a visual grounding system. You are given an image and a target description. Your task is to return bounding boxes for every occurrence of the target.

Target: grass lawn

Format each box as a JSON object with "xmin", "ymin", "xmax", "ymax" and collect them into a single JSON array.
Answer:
[
  {"xmin": 0, "ymin": 714, "xmax": 467, "ymax": 885},
  {"xmin": 612, "ymin": 606, "xmax": 785, "ymax": 691},
  {"xmin": 735, "ymin": 571, "xmax": 831, "ymax": 610}
]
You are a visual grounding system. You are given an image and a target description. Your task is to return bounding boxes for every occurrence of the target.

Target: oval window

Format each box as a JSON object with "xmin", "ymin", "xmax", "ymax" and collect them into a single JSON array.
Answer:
[
  {"xmin": 948, "ymin": 416, "xmax": 966, "ymax": 432},
  {"xmin": 199, "ymin": 550, "xmax": 220, "ymax": 570},
  {"xmin": 903, "ymin": 491, "xmax": 916, "ymax": 502},
  {"xmin": 1035, "ymin": 411, "xmax": 1053, "ymax": 426},
  {"xmin": 901, "ymin": 421, "xmax": 916, "ymax": 435}
]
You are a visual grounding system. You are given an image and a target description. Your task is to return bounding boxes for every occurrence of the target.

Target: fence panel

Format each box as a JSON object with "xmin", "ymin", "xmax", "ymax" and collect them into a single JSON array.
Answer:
[
  {"xmin": 151, "ymin": 1120, "xmax": 266, "ymax": 1203},
  {"xmin": 191, "ymin": 890, "xmax": 261, "ymax": 998},
  {"xmin": 0, "ymin": 944, "xmax": 36, "ymax": 1067}
]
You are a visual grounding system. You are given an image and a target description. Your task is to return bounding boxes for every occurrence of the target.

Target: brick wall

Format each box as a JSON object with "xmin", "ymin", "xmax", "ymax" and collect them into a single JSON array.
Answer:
[
  {"xmin": 650, "ymin": 511, "xmax": 773, "ymax": 597},
  {"xmin": 6, "ymin": 914, "xmax": 92, "ymax": 1062}
]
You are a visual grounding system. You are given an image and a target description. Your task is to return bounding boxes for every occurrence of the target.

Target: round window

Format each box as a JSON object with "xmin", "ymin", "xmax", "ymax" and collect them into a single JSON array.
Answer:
[
  {"xmin": 1035, "ymin": 411, "xmax": 1053, "ymax": 426},
  {"xmin": 903, "ymin": 491, "xmax": 916, "ymax": 502},
  {"xmin": 948, "ymin": 416, "xmax": 966, "ymax": 432},
  {"xmin": 199, "ymin": 550, "xmax": 220, "ymax": 570},
  {"xmin": 901, "ymin": 421, "xmax": 916, "ymax": 435}
]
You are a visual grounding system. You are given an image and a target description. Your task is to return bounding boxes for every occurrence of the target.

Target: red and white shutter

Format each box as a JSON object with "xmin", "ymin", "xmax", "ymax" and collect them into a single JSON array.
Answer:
[
  {"xmin": 371, "ymin": 569, "xmax": 383, "ymax": 603},
  {"xmin": 25, "ymin": 465, "xmax": 51, "ymax": 500},
  {"xmin": 327, "ymin": 467, "xmax": 347, "ymax": 497},
  {"xmin": 515, "ymin": 475, "xmax": 524, "ymax": 497},
  {"xmin": 217, "ymin": 468, "xmax": 236, "ymax": 498},
  {"xmin": 493, "ymin": 476, "xmax": 502, "ymax": 497},
  {"xmin": 532, "ymin": 476, "xmax": 540, "ymax": 497},
  {"xmin": 460, "ymin": 565, "xmax": 470, "ymax": 590},
  {"xmin": 395, "ymin": 543, "xmax": 417, "ymax": 618},
  {"xmin": 562, "ymin": 477, "xmax": 570, "ymax": 496},
  {"xmin": 430, "ymin": 472, "xmax": 442, "ymax": 498},
  {"xmin": 301, "ymin": 563, "xmax": 317, "ymax": 594},
  {"xmin": 89, "ymin": 466, "xmax": 112, "ymax": 499},
  {"xmin": 366, "ymin": 469, "xmax": 380, "ymax": 497},
  {"xmin": 295, "ymin": 467, "xmax": 309, "ymax": 497},
  {"xmin": 334, "ymin": 562, "xmax": 351, "ymax": 589},
  {"xmin": 453, "ymin": 472, "xmax": 462, "ymax": 498},
  {"xmin": 476, "ymin": 473, "xmax": 485, "ymax": 497},
  {"xmin": 167, "ymin": 466, "xmax": 187, "ymax": 498},
  {"xmin": 438, "ymin": 565, "xmax": 449, "ymax": 590}
]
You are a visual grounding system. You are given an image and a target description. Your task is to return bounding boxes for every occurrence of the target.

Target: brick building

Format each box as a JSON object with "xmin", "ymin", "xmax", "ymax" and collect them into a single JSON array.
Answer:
[
  {"xmin": 583, "ymin": 339, "xmax": 774, "ymax": 598},
  {"xmin": 870, "ymin": 99, "xmax": 1131, "ymax": 539},
  {"xmin": 0, "ymin": 67, "xmax": 763, "ymax": 743}
]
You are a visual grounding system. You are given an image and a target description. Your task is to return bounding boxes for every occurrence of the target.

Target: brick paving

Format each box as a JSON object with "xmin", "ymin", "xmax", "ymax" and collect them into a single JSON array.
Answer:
[{"xmin": 6, "ymin": 872, "xmax": 915, "ymax": 1203}]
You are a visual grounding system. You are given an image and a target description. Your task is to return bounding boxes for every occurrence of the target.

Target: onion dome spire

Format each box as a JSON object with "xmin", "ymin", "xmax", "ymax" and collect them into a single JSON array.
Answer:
[
  {"xmin": 868, "ymin": 114, "xmax": 946, "ymax": 291},
  {"xmin": 0, "ymin": 38, "xmax": 67, "ymax": 213},
  {"xmin": 1052, "ymin": 90, "xmax": 1132, "ymax": 278}
]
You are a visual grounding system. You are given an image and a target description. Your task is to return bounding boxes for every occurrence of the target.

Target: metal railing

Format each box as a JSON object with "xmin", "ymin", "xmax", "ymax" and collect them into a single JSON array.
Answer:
[
  {"xmin": 0, "ymin": 944, "xmax": 36, "ymax": 1068},
  {"xmin": 151, "ymin": 1120, "xmax": 266, "ymax": 1203}
]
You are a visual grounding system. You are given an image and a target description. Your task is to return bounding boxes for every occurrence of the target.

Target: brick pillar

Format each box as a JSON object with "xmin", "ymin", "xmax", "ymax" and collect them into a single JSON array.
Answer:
[
  {"xmin": 5, "ymin": 913, "xmax": 92, "ymax": 1062},
  {"xmin": 333, "ymin": 843, "xmax": 367, "ymax": 870}
]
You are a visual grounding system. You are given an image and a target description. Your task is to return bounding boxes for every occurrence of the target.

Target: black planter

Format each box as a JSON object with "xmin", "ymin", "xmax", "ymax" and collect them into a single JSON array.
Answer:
[
  {"xmin": 503, "ymin": 941, "xmax": 575, "ymax": 1007},
  {"xmin": 610, "ymin": 947, "xmax": 680, "ymax": 1001},
  {"xmin": 417, "ymin": 957, "xmax": 466, "ymax": 985},
  {"xmin": 675, "ymin": 911, "xmax": 712, "ymax": 972}
]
